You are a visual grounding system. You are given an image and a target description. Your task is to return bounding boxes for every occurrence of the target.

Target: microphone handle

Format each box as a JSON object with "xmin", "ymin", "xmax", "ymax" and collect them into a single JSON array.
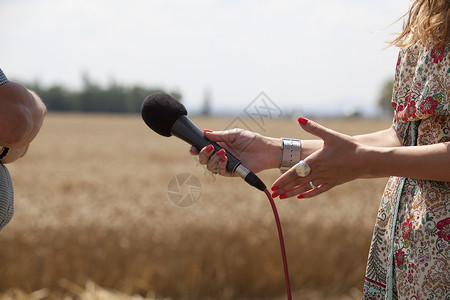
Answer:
[
  {"xmin": 170, "ymin": 115, "xmax": 266, "ymax": 191},
  {"xmin": 171, "ymin": 115, "xmax": 240, "ymax": 173}
]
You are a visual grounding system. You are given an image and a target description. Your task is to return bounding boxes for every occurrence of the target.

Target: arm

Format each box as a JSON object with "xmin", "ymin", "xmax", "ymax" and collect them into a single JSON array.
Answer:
[
  {"xmin": 271, "ymin": 118, "xmax": 450, "ymax": 200},
  {"xmin": 353, "ymin": 124, "xmax": 402, "ymax": 147},
  {"xmin": 300, "ymin": 125, "xmax": 401, "ymax": 158},
  {"xmin": 0, "ymin": 82, "xmax": 46, "ymax": 163},
  {"xmin": 191, "ymin": 123, "xmax": 402, "ymax": 176},
  {"xmin": 360, "ymin": 141, "xmax": 450, "ymax": 182}
]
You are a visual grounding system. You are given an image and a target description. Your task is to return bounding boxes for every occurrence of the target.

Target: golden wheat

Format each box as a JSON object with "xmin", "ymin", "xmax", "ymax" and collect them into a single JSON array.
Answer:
[{"xmin": 0, "ymin": 114, "xmax": 391, "ymax": 299}]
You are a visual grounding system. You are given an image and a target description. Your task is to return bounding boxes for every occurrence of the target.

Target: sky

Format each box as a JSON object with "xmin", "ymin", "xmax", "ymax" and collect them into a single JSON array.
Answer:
[{"xmin": 1, "ymin": 0, "xmax": 408, "ymax": 116}]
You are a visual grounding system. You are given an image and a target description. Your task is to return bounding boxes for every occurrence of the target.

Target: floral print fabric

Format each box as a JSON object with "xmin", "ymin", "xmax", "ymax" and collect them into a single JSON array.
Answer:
[
  {"xmin": 363, "ymin": 43, "xmax": 450, "ymax": 299},
  {"xmin": 392, "ymin": 44, "xmax": 450, "ymax": 124}
]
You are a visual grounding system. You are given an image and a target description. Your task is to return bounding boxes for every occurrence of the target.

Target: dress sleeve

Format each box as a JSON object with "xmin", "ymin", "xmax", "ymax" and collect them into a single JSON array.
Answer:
[
  {"xmin": 391, "ymin": 44, "xmax": 450, "ymax": 145},
  {"xmin": 392, "ymin": 44, "xmax": 450, "ymax": 123}
]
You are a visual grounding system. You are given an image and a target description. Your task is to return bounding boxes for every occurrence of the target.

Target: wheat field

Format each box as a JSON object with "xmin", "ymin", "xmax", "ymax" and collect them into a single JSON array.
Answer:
[{"xmin": 0, "ymin": 113, "xmax": 392, "ymax": 300}]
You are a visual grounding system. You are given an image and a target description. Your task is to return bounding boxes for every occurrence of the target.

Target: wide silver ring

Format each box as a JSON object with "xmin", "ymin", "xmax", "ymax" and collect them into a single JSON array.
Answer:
[
  {"xmin": 295, "ymin": 160, "xmax": 311, "ymax": 177},
  {"xmin": 309, "ymin": 181, "xmax": 317, "ymax": 189}
]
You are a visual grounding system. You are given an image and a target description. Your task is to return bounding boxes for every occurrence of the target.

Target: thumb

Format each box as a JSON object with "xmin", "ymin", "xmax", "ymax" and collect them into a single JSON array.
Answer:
[
  {"xmin": 203, "ymin": 129, "xmax": 238, "ymax": 145},
  {"xmin": 297, "ymin": 117, "xmax": 335, "ymax": 142}
]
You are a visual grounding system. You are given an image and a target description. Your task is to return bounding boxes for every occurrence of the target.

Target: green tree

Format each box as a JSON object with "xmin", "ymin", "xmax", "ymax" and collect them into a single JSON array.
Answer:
[{"xmin": 21, "ymin": 74, "xmax": 182, "ymax": 113}]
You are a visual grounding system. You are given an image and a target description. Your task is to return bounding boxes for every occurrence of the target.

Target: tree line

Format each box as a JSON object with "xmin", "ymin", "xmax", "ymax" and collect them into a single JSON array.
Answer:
[
  {"xmin": 24, "ymin": 75, "xmax": 182, "ymax": 113},
  {"xmin": 22, "ymin": 74, "xmax": 394, "ymax": 116}
]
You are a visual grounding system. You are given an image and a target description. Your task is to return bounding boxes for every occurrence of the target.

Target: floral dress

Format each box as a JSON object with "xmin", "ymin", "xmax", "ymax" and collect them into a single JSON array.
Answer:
[{"xmin": 363, "ymin": 43, "xmax": 450, "ymax": 299}]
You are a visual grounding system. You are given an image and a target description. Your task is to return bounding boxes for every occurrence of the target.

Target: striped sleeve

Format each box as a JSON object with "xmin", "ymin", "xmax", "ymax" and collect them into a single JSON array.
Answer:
[
  {"xmin": 0, "ymin": 69, "xmax": 9, "ymax": 85},
  {"xmin": 0, "ymin": 163, "xmax": 14, "ymax": 231}
]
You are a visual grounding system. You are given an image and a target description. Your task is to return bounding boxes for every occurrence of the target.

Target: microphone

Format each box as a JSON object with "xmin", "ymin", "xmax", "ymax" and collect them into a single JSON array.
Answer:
[{"xmin": 141, "ymin": 92, "xmax": 266, "ymax": 191}]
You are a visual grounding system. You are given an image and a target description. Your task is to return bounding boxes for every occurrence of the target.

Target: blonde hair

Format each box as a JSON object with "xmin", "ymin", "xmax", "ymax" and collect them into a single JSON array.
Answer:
[{"xmin": 390, "ymin": 0, "xmax": 450, "ymax": 48}]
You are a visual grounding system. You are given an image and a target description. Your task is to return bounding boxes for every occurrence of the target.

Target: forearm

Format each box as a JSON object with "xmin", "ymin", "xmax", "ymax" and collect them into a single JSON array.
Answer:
[
  {"xmin": 353, "ymin": 125, "xmax": 402, "ymax": 147},
  {"xmin": 263, "ymin": 127, "xmax": 400, "ymax": 170},
  {"xmin": 234, "ymin": 125, "xmax": 403, "ymax": 172},
  {"xmin": 262, "ymin": 138, "xmax": 323, "ymax": 169},
  {"xmin": 361, "ymin": 142, "xmax": 450, "ymax": 182}
]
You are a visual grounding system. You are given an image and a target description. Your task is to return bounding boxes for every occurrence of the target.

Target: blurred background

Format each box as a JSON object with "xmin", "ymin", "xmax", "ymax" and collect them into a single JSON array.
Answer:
[
  {"xmin": 1, "ymin": 0, "xmax": 407, "ymax": 299},
  {"xmin": 1, "ymin": 0, "xmax": 405, "ymax": 117}
]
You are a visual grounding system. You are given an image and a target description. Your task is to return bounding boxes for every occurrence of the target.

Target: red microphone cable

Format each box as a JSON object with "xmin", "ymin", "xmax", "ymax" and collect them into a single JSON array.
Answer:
[{"xmin": 263, "ymin": 188, "xmax": 292, "ymax": 300}]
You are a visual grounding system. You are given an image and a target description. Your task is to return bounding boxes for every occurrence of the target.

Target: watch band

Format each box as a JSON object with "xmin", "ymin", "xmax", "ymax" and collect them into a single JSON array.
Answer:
[{"xmin": 280, "ymin": 138, "xmax": 301, "ymax": 173}]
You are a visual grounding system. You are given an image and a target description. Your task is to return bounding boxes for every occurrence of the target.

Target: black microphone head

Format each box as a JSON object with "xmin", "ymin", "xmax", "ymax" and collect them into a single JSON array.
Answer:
[{"xmin": 141, "ymin": 92, "xmax": 187, "ymax": 137}]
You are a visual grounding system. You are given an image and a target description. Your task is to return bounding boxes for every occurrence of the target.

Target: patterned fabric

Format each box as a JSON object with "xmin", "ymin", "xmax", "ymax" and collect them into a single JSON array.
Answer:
[
  {"xmin": 0, "ymin": 68, "xmax": 14, "ymax": 230},
  {"xmin": 363, "ymin": 43, "xmax": 450, "ymax": 299},
  {"xmin": 0, "ymin": 163, "xmax": 14, "ymax": 231},
  {"xmin": 0, "ymin": 69, "xmax": 8, "ymax": 85}
]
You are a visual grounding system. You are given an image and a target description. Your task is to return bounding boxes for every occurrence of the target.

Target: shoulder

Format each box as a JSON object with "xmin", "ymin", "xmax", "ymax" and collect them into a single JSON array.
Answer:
[
  {"xmin": 396, "ymin": 43, "xmax": 450, "ymax": 74},
  {"xmin": 392, "ymin": 43, "xmax": 450, "ymax": 122}
]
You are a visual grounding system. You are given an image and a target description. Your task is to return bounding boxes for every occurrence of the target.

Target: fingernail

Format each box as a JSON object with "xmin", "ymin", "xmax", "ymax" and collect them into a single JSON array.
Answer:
[
  {"xmin": 220, "ymin": 155, "xmax": 226, "ymax": 163},
  {"xmin": 271, "ymin": 186, "xmax": 279, "ymax": 191},
  {"xmin": 203, "ymin": 129, "xmax": 213, "ymax": 133},
  {"xmin": 216, "ymin": 149, "xmax": 225, "ymax": 156},
  {"xmin": 206, "ymin": 145, "xmax": 214, "ymax": 153},
  {"xmin": 298, "ymin": 117, "xmax": 308, "ymax": 125},
  {"xmin": 279, "ymin": 194, "xmax": 287, "ymax": 199},
  {"xmin": 297, "ymin": 194, "xmax": 304, "ymax": 199},
  {"xmin": 271, "ymin": 192, "xmax": 279, "ymax": 198}
]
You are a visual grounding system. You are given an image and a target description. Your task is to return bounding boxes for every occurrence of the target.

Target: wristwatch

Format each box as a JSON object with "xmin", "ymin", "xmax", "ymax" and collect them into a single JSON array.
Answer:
[{"xmin": 279, "ymin": 138, "xmax": 301, "ymax": 173}]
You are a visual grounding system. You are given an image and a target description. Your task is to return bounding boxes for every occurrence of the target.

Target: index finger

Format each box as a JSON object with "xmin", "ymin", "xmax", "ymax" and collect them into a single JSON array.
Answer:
[{"xmin": 271, "ymin": 166, "xmax": 303, "ymax": 192}]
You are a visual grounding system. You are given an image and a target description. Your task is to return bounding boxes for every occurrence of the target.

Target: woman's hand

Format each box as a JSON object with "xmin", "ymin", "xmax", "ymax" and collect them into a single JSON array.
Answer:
[
  {"xmin": 271, "ymin": 118, "xmax": 368, "ymax": 199},
  {"xmin": 189, "ymin": 128, "xmax": 281, "ymax": 176}
]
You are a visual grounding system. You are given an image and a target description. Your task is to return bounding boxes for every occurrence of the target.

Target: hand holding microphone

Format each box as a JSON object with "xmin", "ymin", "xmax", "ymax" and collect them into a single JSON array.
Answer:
[
  {"xmin": 141, "ymin": 92, "xmax": 267, "ymax": 191},
  {"xmin": 189, "ymin": 128, "xmax": 282, "ymax": 177}
]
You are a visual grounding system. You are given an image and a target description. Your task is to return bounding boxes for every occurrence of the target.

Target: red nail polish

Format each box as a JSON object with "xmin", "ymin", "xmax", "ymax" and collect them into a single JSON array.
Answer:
[
  {"xmin": 206, "ymin": 145, "xmax": 214, "ymax": 153},
  {"xmin": 271, "ymin": 191, "xmax": 279, "ymax": 198},
  {"xmin": 203, "ymin": 129, "xmax": 213, "ymax": 133},
  {"xmin": 271, "ymin": 186, "xmax": 279, "ymax": 191},
  {"xmin": 216, "ymin": 149, "xmax": 225, "ymax": 156},
  {"xmin": 298, "ymin": 117, "xmax": 308, "ymax": 125},
  {"xmin": 297, "ymin": 194, "xmax": 304, "ymax": 199},
  {"xmin": 220, "ymin": 155, "xmax": 226, "ymax": 163},
  {"xmin": 279, "ymin": 194, "xmax": 287, "ymax": 199}
]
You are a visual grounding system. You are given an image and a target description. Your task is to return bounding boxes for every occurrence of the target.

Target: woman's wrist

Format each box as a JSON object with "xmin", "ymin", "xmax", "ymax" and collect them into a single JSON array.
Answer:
[
  {"xmin": 266, "ymin": 138, "xmax": 324, "ymax": 172},
  {"xmin": 279, "ymin": 138, "xmax": 302, "ymax": 173},
  {"xmin": 300, "ymin": 140, "xmax": 324, "ymax": 160},
  {"xmin": 264, "ymin": 137, "xmax": 283, "ymax": 170}
]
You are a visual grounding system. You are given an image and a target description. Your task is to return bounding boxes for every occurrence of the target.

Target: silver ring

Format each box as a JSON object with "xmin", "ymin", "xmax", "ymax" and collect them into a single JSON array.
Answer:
[
  {"xmin": 309, "ymin": 181, "xmax": 316, "ymax": 189},
  {"xmin": 295, "ymin": 160, "xmax": 311, "ymax": 177}
]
